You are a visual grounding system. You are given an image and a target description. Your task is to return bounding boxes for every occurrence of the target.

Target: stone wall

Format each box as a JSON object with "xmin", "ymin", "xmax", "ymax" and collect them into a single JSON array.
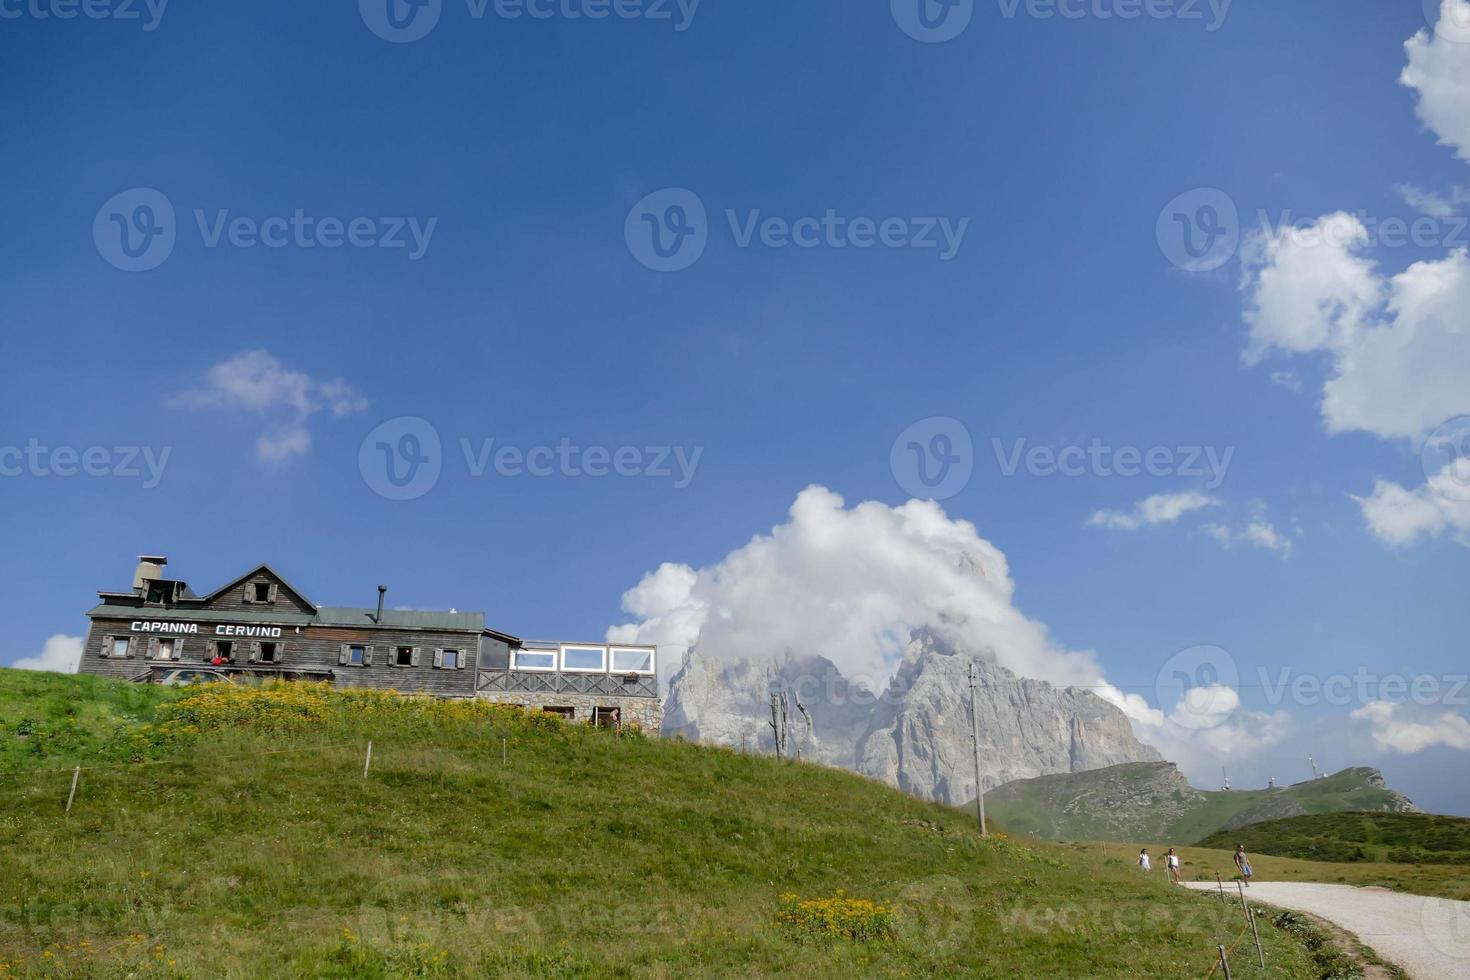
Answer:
[{"xmin": 476, "ymin": 690, "xmax": 663, "ymax": 732}]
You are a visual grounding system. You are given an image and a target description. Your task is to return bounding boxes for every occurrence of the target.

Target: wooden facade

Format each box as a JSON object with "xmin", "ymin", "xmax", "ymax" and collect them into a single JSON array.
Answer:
[{"xmin": 79, "ymin": 557, "xmax": 659, "ymax": 717}]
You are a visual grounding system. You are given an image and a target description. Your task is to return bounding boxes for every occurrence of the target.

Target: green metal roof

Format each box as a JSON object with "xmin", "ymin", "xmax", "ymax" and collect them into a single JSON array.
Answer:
[{"xmin": 314, "ymin": 607, "xmax": 485, "ymax": 632}]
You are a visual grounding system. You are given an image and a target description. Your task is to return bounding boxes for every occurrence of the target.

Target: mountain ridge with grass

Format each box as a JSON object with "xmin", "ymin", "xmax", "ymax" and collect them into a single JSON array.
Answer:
[
  {"xmin": 983, "ymin": 761, "xmax": 1419, "ymax": 845},
  {"xmin": 1197, "ymin": 810, "xmax": 1470, "ymax": 865}
]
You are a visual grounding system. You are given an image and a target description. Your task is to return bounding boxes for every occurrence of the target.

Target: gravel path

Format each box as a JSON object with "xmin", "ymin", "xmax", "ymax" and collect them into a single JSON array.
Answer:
[{"xmin": 1184, "ymin": 880, "xmax": 1470, "ymax": 979}]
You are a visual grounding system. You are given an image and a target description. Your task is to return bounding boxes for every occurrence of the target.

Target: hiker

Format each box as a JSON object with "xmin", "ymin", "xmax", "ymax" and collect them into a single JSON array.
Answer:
[
  {"xmin": 1137, "ymin": 848, "xmax": 1152, "ymax": 873},
  {"xmin": 1234, "ymin": 844, "xmax": 1253, "ymax": 886},
  {"xmin": 1165, "ymin": 847, "xmax": 1181, "ymax": 884}
]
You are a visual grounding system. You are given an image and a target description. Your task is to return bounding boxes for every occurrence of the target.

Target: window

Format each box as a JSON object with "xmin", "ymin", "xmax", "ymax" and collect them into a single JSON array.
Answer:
[
  {"xmin": 435, "ymin": 649, "xmax": 462, "ymax": 670},
  {"xmin": 514, "ymin": 649, "xmax": 556, "ymax": 672},
  {"xmin": 610, "ymin": 647, "xmax": 655, "ymax": 675},
  {"xmin": 258, "ymin": 642, "xmax": 278, "ymax": 664},
  {"xmin": 560, "ymin": 645, "xmax": 607, "ymax": 673},
  {"xmin": 146, "ymin": 581, "xmax": 172, "ymax": 604},
  {"xmin": 543, "ymin": 706, "xmax": 575, "ymax": 720},
  {"xmin": 593, "ymin": 707, "xmax": 621, "ymax": 728},
  {"xmin": 110, "ymin": 636, "xmax": 131, "ymax": 658},
  {"xmin": 153, "ymin": 638, "xmax": 176, "ymax": 661},
  {"xmin": 253, "ymin": 582, "xmax": 272, "ymax": 603},
  {"xmin": 348, "ymin": 645, "xmax": 366, "ymax": 666},
  {"xmin": 215, "ymin": 640, "xmax": 234, "ymax": 662},
  {"xmin": 395, "ymin": 646, "xmax": 416, "ymax": 667}
]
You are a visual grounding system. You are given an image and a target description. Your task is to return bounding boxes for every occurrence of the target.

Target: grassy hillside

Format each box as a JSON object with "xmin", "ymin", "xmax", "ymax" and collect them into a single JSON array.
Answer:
[
  {"xmin": 985, "ymin": 761, "xmax": 1416, "ymax": 845},
  {"xmin": 1198, "ymin": 811, "xmax": 1470, "ymax": 865},
  {"xmin": 0, "ymin": 670, "xmax": 182, "ymax": 772},
  {"xmin": 0, "ymin": 671, "xmax": 1333, "ymax": 979}
]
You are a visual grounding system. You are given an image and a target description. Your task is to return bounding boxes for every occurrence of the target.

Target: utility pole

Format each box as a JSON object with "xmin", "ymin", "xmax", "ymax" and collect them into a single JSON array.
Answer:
[{"xmin": 968, "ymin": 660, "xmax": 988, "ymax": 837}]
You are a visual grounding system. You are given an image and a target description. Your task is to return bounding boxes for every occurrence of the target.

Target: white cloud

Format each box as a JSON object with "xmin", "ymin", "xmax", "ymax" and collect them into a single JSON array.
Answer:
[
  {"xmin": 1354, "ymin": 463, "xmax": 1470, "ymax": 547},
  {"xmin": 610, "ymin": 485, "xmax": 1127, "ymax": 692},
  {"xmin": 1402, "ymin": 1, "xmax": 1470, "ymax": 164},
  {"xmin": 1086, "ymin": 491, "xmax": 1220, "ymax": 532},
  {"xmin": 1119, "ymin": 682, "xmax": 1295, "ymax": 781},
  {"xmin": 1242, "ymin": 221, "xmax": 1470, "ymax": 439},
  {"xmin": 10, "ymin": 635, "xmax": 82, "ymax": 673},
  {"xmin": 1242, "ymin": 521, "xmax": 1293, "ymax": 555},
  {"xmin": 1395, "ymin": 183, "xmax": 1470, "ymax": 220},
  {"xmin": 1241, "ymin": 213, "xmax": 1382, "ymax": 365},
  {"xmin": 174, "ymin": 350, "xmax": 368, "ymax": 463},
  {"xmin": 1352, "ymin": 700, "xmax": 1470, "ymax": 753},
  {"xmin": 1198, "ymin": 518, "xmax": 1294, "ymax": 556}
]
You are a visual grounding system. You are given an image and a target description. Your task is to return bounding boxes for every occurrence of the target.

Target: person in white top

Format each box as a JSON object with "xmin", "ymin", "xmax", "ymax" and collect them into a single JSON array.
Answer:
[
  {"xmin": 1165, "ymin": 847, "xmax": 1181, "ymax": 884},
  {"xmin": 1138, "ymin": 848, "xmax": 1152, "ymax": 872}
]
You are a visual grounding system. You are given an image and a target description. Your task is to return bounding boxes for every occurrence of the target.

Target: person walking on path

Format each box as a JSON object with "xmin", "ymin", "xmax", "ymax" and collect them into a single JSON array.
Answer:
[
  {"xmin": 1165, "ymin": 847, "xmax": 1181, "ymax": 884},
  {"xmin": 1234, "ymin": 844, "xmax": 1254, "ymax": 886},
  {"xmin": 1138, "ymin": 848, "xmax": 1152, "ymax": 873}
]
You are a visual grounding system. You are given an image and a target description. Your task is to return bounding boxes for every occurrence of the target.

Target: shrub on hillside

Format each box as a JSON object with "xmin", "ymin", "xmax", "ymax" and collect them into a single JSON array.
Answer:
[{"xmin": 777, "ymin": 892, "xmax": 897, "ymax": 942}]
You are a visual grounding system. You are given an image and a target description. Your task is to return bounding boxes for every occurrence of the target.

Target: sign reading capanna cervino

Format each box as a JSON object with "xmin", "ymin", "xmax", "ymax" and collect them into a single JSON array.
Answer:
[{"xmin": 130, "ymin": 621, "xmax": 284, "ymax": 639}]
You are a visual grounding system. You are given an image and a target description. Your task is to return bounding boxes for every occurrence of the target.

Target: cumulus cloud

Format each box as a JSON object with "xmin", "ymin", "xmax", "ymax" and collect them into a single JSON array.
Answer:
[
  {"xmin": 1403, "ymin": 1, "xmax": 1470, "ymax": 163},
  {"xmin": 608, "ymin": 486, "xmax": 1108, "ymax": 691},
  {"xmin": 174, "ymin": 350, "xmax": 369, "ymax": 463},
  {"xmin": 10, "ymin": 635, "xmax": 82, "ymax": 673},
  {"xmin": 1242, "ymin": 217, "xmax": 1470, "ymax": 444},
  {"xmin": 1086, "ymin": 492, "xmax": 1220, "ymax": 532},
  {"xmin": 1354, "ymin": 463, "xmax": 1470, "ymax": 547},
  {"xmin": 606, "ymin": 485, "xmax": 1301, "ymax": 789},
  {"xmin": 1352, "ymin": 700, "xmax": 1470, "ymax": 753}
]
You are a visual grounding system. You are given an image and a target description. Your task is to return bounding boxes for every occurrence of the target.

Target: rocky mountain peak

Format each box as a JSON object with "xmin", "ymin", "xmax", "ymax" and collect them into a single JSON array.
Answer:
[{"xmin": 664, "ymin": 630, "xmax": 1161, "ymax": 805}]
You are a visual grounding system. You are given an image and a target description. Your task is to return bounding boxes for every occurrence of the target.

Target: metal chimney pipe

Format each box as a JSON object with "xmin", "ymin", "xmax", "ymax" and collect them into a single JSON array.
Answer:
[{"xmin": 376, "ymin": 586, "xmax": 387, "ymax": 623}]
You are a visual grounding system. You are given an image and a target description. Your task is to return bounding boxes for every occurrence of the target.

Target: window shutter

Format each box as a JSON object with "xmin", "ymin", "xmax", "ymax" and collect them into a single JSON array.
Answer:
[
  {"xmin": 147, "ymin": 637, "xmax": 159, "ymax": 660},
  {"xmin": 433, "ymin": 649, "xmax": 444, "ymax": 669},
  {"xmin": 364, "ymin": 646, "xmax": 375, "ymax": 667},
  {"xmin": 100, "ymin": 635, "xmax": 112, "ymax": 658},
  {"xmin": 247, "ymin": 641, "xmax": 258, "ymax": 663},
  {"xmin": 338, "ymin": 644, "xmax": 350, "ymax": 666},
  {"xmin": 268, "ymin": 583, "xmax": 279, "ymax": 603},
  {"xmin": 275, "ymin": 643, "xmax": 286, "ymax": 664},
  {"xmin": 173, "ymin": 639, "xmax": 184, "ymax": 661},
  {"xmin": 411, "ymin": 647, "xmax": 422, "ymax": 668},
  {"xmin": 242, "ymin": 585, "xmax": 253, "ymax": 604},
  {"xmin": 458, "ymin": 650, "xmax": 468, "ymax": 670}
]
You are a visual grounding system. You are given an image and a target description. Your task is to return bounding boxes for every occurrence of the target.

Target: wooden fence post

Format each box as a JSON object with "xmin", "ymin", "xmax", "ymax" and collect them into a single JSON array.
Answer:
[
  {"xmin": 501, "ymin": 737, "xmax": 507, "ymax": 766},
  {"xmin": 363, "ymin": 741, "xmax": 373, "ymax": 779},
  {"xmin": 65, "ymin": 766, "xmax": 81, "ymax": 814},
  {"xmin": 1217, "ymin": 945, "xmax": 1231, "ymax": 980},
  {"xmin": 1238, "ymin": 880, "xmax": 1265, "ymax": 968}
]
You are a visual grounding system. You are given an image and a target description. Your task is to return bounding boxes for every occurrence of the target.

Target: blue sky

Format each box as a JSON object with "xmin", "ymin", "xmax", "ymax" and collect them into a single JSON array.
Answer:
[{"xmin": 3, "ymin": 1, "xmax": 1469, "ymax": 813}]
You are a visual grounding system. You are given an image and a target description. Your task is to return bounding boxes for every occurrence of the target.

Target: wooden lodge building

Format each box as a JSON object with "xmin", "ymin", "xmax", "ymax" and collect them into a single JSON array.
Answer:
[{"xmin": 79, "ymin": 556, "xmax": 662, "ymax": 729}]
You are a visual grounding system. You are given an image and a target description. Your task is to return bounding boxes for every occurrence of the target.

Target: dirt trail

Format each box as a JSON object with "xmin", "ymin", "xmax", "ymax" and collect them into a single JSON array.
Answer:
[{"xmin": 1184, "ymin": 880, "xmax": 1470, "ymax": 979}]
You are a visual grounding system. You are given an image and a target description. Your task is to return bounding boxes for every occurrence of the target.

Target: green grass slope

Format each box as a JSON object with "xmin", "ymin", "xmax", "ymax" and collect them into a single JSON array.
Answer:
[
  {"xmin": 986, "ymin": 761, "xmax": 1416, "ymax": 845},
  {"xmin": 0, "ymin": 672, "xmax": 1330, "ymax": 979},
  {"xmin": 1198, "ymin": 811, "xmax": 1470, "ymax": 865},
  {"xmin": 0, "ymin": 670, "xmax": 182, "ymax": 772}
]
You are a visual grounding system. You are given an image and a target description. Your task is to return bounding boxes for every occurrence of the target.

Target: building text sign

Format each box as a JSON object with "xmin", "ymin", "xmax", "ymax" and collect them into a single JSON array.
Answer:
[{"xmin": 130, "ymin": 621, "xmax": 284, "ymax": 639}]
